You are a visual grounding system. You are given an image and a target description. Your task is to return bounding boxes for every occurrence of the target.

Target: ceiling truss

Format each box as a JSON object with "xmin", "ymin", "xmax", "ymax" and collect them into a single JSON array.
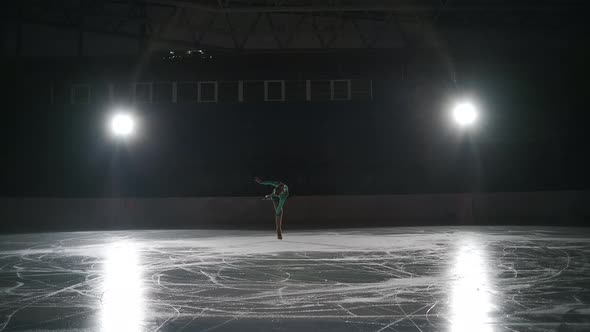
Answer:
[{"xmin": 0, "ymin": 0, "xmax": 585, "ymax": 55}]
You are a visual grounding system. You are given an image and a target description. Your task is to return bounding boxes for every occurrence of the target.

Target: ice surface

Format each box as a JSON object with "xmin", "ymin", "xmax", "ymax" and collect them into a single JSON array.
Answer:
[{"xmin": 1, "ymin": 227, "xmax": 590, "ymax": 331}]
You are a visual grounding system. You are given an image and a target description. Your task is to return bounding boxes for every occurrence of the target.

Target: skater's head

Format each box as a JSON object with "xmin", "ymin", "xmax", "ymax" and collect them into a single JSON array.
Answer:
[{"xmin": 276, "ymin": 183, "xmax": 287, "ymax": 194}]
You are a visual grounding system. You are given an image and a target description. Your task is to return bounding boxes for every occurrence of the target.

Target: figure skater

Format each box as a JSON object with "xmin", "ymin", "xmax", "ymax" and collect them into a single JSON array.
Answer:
[{"xmin": 254, "ymin": 177, "xmax": 289, "ymax": 240}]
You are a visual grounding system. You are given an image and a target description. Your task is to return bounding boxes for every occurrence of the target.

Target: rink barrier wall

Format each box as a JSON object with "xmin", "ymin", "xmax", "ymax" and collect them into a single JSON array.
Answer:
[{"xmin": 0, "ymin": 191, "xmax": 589, "ymax": 232}]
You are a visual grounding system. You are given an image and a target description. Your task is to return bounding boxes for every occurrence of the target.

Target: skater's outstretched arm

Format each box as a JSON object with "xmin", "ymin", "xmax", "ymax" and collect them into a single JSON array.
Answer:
[
  {"xmin": 260, "ymin": 180, "xmax": 281, "ymax": 187},
  {"xmin": 254, "ymin": 177, "xmax": 280, "ymax": 188}
]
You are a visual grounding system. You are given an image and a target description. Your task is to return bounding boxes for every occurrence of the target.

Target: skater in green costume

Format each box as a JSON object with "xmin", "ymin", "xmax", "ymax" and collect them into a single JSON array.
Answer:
[{"xmin": 254, "ymin": 177, "xmax": 289, "ymax": 240}]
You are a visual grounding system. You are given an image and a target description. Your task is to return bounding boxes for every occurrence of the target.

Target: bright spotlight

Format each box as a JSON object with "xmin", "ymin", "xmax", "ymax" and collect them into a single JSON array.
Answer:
[
  {"xmin": 110, "ymin": 113, "xmax": 135, "ymax": 137},
  {"xmin": 452, "ymin": 102, "xmax": 478, "ymax": 127}
]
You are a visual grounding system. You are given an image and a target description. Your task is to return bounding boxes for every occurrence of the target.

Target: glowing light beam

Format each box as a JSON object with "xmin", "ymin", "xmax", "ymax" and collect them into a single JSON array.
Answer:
[
  {"xmin": 452, "ymin": 102, "xmax": 478, "ymax": 127},
  {"xmin": 109, "ymin": 112, "xmax": 136, "ymax": 138}
]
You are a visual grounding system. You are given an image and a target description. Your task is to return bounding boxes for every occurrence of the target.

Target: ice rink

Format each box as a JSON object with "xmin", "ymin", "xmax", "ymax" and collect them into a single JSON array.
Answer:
[{"xmin": 1, "ymin": 227, "xmax": 589, "ymax": 331}]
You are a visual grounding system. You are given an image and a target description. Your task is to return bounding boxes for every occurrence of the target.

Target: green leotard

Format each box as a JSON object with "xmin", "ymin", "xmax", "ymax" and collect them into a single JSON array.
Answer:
[{"xmin": 260, "ymin": 181, "xmax": 289, "ymax": 216}]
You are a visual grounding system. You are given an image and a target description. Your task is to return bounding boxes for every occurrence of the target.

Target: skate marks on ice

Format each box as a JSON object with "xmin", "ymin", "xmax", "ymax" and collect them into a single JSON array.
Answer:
[{"xmin": 0, "ymin": 227, "xmax": 589, "ymax": 331}]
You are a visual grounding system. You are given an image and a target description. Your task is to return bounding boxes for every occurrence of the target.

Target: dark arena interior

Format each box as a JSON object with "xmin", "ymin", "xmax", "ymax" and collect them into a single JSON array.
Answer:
[{"xmin": 1, "ymin": 1, "xmax": 590, "ymax": 331}]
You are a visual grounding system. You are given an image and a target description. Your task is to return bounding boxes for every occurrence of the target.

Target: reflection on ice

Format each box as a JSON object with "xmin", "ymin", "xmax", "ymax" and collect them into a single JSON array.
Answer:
[
  {"xmin": 0, "ymin": 228, "xmax": 587, "ymax": 331},
  {"xmin": 101, "ymin": 241, "xmax": 144, "ymax": 332},
  {"xmin": 451, "ymin": 240, "xmax": 494, "ymax": 332}
]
